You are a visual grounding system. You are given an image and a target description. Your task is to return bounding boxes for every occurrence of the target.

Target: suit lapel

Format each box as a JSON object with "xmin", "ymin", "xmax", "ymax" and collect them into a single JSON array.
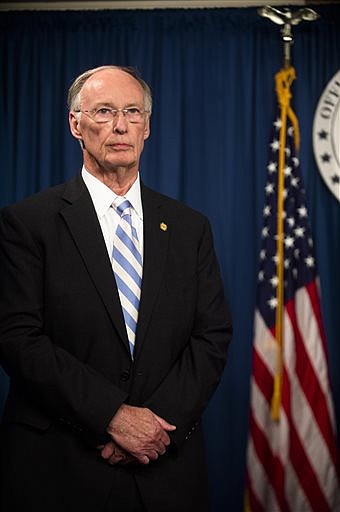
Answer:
[
  {"xmin": 134, "ymin": 185, "xmax": 169, "ymax": 359},
  {"xmin": 59, "ymin": 174, "xmax": 130, "ymax": 355}
]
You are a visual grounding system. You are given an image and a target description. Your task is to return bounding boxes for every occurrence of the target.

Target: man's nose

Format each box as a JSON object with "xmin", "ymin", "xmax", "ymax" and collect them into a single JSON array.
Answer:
[{"xmin": 113, "ymin": 111, "xmax": 128, "ymax": 133}]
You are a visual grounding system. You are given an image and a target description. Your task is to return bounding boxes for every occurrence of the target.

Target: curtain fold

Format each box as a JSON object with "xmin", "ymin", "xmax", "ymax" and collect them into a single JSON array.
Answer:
[{"xmin": 1, "ymin": 6, "xmax": 340, "ymax": 510}]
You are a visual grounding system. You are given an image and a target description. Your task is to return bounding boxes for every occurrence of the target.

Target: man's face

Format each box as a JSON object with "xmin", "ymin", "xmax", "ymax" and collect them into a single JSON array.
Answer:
[{"xmin": 69, "ymin": 69, "xmax": 150, "ymax": 175}]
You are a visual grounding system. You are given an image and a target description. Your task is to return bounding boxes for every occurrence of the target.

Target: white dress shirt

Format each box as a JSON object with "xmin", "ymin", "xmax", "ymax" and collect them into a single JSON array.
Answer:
[{"xmin": 81, "ymin": 167, "xmax": 144, "ymax": 264}]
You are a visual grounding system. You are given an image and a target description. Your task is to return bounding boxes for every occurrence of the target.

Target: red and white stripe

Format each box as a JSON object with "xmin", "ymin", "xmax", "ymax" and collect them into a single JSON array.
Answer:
[{"xmin": 246, "ymin": 281, "xmax": 340, "ymax": 511}]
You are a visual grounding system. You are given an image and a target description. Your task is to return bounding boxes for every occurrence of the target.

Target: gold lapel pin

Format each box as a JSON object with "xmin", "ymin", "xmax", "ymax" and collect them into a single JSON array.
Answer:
[{"xmin": 160, "ymin": 222, "xmax": 167, "ymax": 232}]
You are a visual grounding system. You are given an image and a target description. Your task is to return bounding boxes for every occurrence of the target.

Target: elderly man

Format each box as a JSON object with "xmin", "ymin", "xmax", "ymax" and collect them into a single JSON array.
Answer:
[{"xmin": 0, "ymin": 65, "xmax": 232, "ymax": 512}]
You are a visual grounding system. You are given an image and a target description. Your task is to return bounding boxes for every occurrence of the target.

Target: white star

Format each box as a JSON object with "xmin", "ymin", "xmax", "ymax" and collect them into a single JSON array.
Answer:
[
  {"xmin": 265, "ymin": 183, "xmax": 275, "ymax": 195},
  {"xmin": 284, "ymin": 258, "xmax": 290, "ymax": 269},
  {"xmin": 305, "ymin": 256, "xmax": 315, "ymax": 267},
  {"xmin": 271, "ymin": 139, "xmax": 280, "ymax": 152},
  {"xmin": 267, "ymin": 296, "xmax": 278, "ymax": 309},
  {"xmin": 292, "ymin": 157, "xmax": 299, "ymax": 167},
  {"xmin": 294, "ymin": 226, "xmax": 305, "ymax": 238},
  {"xmin": 287, "ymin": 217, "xmax": 295, "ymax": 227},
  {"xmin": 284, "ymin": 165, "xmax": 292, "ymax": 177},
  {"xmin": 272, "ymin": 254, "xmax": 280, "ymax": 264},
  {"xmin": 270, "ymin": 275, "xmax": 279, "ymax": 287},
  {"xmin": 291, "ymin": 177, "xmax": 299, "ymax": 188},
  {"xmin": 263, "ymin": 205, "xmax": 271, "ymax": 217},
  {"xmin": 258, "ymin": 270, "xmax": 265, "ymax": 281},
  {"xmin": 262, "ymin": 226, "xmax": 270, "ymax": 238},
  {"xmin": 260, "ymin": 249, "xmax": 266, "ymax": 260},
  {"xmin": 285, "ymin": 146, "xmax": 291, "ymax": 157},
  {"xmin": 298, "ymin": 206, "xmax": 308, "ymax": 218},
  {"xmin": 293, "ymin": 267, "xmax": 298, "ymax": 278},
  {"xmin": 284, "ymin": 235, "xmax": 295, "ymax": 248},
  {"xmin": 287, "ymin": 126, "xmax": 294, "ymax": 137},
  {"xmin": 294, "ymin": 248, "xmax": 300, "ymax": 259},
  {"xmin": 267, "ymin": 161, "xmax": 277, "ymax": 173},
  {"xmin": 273, "ymin": 118, "xmax": 282, "ymax": 130},
  {"xmin": 308, "ymin": 238, "xmax": 314, "ymax": 247}
]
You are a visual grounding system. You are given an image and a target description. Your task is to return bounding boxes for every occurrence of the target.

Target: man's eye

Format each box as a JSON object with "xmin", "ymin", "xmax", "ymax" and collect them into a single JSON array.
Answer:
[
  {"xmin": 126, "ymin": 107, "xmax": 141, "ymax": 114},
  {"xmin": 97, "ymin": 108, "xmax": 111, "ymax": 114}
]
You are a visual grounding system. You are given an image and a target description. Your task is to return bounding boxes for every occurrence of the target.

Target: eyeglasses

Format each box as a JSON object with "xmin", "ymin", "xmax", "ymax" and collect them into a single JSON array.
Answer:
[{"xmin": 75, "ymin": 106, "xmax": 149, "ymax": 124}]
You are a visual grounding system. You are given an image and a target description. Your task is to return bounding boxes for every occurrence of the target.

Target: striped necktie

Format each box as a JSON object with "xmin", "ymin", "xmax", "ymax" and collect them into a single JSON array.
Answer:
[{"xmin": 112, "ymin": 198, "xmax": 142, "ymax": 356}]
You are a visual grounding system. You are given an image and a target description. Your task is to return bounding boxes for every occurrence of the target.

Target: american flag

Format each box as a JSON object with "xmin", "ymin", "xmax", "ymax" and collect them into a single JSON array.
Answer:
[{"xmin": 245, "ymin": 68, "xmax": 340, "ymax": 512}]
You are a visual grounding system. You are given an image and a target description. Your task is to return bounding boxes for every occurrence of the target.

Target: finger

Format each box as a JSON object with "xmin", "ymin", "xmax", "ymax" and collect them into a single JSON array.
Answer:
[
  {"xmin": 146, "ymin": 450, "xmax": 159, "ymax": 461},
  {"xmin": 150, "ymin": 436, "xmax": 167, "ymax": 455},
  {"xmin": 101, "ymin": 444, "xmax": 115, "ymax": 460},
  {"xmin": 108, "ymin": 454, "xmax": 124, "ymax": 465},
  {"xmin": 145, "ymin": 435, "xmax": 167, "ymax": 453},
  {"xmin": 157, "ymin": 443, "xmax": 166, "ymax": 456},
  {"xmin": 153, "ymin": 414, "xmax": 176, "ymax": 432},
  {"xmin": 135, "ymin": 454, "xmax": 150, "ymax": 465},
  {"xmin": 156, "ymin": 430, "xmax": 171, "ymax": 448}
]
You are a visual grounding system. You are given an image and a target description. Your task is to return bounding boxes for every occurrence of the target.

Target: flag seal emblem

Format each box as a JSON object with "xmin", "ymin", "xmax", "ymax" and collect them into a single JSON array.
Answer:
[{"xmin": 312, "ymin": 69, "xmax": 340, "ymax": 202}]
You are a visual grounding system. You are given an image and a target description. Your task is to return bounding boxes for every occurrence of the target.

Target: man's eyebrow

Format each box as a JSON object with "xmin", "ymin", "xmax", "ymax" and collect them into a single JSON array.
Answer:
[{"xmin": 91, "ymin": 102, "xmax": 143, "ymax": 109}]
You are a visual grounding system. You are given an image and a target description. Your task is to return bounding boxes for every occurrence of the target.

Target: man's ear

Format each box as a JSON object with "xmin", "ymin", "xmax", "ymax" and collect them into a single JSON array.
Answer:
[
  {"xmin": 143, "ymin": 115, "xmax": 150, "ymax": 141},
  {"xmin": 69, "ymin": 111, "xmax": 83, "ymax": 142}
]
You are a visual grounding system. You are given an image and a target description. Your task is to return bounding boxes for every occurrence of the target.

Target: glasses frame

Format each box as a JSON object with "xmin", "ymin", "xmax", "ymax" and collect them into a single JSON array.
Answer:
[{"xmin": 74, "ymin": 106, "xmax": 150, "ymax": 124}]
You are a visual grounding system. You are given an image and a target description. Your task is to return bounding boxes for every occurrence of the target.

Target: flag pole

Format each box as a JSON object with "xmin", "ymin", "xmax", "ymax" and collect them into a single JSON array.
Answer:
[
  {"xmin": 257, "ymin": 6, "xmax": 319, "ymax": 68},
  {"xmin": 257, "ymin": 5, "xmax": 319, "ymax": 421},
  {"xmin": 246, "ymin": 9, "xmax": 340, "ymax": 511}
]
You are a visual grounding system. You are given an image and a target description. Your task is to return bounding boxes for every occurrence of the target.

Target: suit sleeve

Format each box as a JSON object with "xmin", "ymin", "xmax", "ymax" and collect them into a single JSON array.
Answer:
[
  {"xmin": 0, "ymin": 207, "xmax": 128, "ymax": 440},
  {"xmin": 143, "ymin": 217, "xmax": 232, "ymax": 446}
]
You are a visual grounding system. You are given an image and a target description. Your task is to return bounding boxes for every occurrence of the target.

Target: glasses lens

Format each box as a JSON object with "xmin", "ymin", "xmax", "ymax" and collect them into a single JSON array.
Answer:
[
  {"xmin": 93, "ymin": 108, "xmax": 112, "ymax": 123},
  {"xmin": 125, "ymin": 108, "xmax": 143, "ymax": 122}
]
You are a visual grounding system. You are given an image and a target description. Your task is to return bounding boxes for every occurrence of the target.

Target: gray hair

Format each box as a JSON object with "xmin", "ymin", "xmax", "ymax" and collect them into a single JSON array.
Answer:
[{"xmin": 67, "ymin": 65, "xmax": 152, "ymax": 113}]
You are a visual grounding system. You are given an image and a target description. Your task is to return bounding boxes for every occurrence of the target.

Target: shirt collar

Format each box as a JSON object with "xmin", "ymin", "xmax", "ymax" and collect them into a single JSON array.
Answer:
[
  {"xmin": 81, "ymin": 167, "xmax": 143, "ymax": 220},
  {"xmin": 124, "ymin": 174, "xmax": 143, "ymax": 221}
]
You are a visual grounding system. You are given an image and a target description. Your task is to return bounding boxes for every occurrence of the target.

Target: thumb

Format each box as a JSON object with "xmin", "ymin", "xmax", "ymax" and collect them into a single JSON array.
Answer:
[{"xmin": 154, "ymin": 413, "xmax": 177, "ymax": 431}]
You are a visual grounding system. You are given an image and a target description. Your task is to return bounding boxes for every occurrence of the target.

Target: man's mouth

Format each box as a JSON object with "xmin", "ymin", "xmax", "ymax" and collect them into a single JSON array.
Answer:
[{"xmin": 109, "ymin": 143, "xmax": 131, "ymax": 150}]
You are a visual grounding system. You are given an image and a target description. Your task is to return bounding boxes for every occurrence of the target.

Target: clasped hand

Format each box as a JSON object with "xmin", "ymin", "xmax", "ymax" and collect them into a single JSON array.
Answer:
[{"xmin": 98, "ymin": 404, "xmax": 176, "ymax": 466}]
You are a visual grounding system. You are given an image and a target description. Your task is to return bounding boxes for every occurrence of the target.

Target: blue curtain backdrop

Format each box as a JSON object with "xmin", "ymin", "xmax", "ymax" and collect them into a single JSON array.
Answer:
[{"xmin": 1, "ymin": 5, "xmax": 339, "ymax": 511}]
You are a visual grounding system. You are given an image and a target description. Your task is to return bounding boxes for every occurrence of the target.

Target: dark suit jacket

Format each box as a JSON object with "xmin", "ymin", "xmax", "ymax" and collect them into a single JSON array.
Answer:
[{"xmin": 0, "ymin": 173, "xmax": 232, "ymax": 512}]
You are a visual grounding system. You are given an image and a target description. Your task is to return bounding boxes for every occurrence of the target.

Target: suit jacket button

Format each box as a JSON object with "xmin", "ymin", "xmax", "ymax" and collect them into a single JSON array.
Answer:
[{"xmin": 120, "ymin": 370, "xmax": 130, "ymax": 381}]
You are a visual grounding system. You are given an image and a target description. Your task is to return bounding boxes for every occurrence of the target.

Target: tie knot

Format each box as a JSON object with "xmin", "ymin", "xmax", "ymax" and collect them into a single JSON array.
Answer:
[{"xmin": 114, "ymin": 198, "xmax": 131, "ymax": 218}]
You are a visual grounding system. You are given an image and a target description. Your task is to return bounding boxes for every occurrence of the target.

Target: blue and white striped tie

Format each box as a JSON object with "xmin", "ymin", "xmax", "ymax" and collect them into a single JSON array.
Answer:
[{"xmin": 112, "ymin": 198, "xmax": 142, "ymax": 356}]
